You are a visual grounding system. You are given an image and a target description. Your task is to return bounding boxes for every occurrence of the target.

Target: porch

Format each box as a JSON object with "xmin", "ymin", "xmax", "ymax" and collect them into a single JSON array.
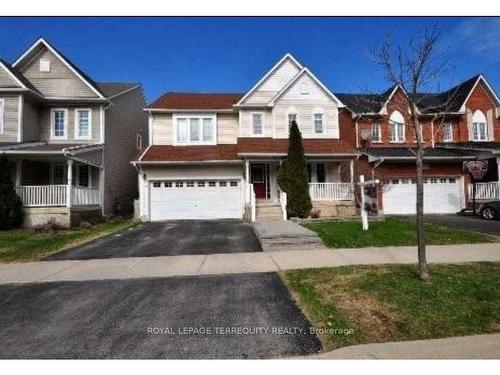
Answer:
[
  {"xmin": 1, "ymin": 143, "xmax": 104, "ymax": 227},
  {"xmin": 243, "ymin": 158, "xmax": 356, "ymax": 221}
]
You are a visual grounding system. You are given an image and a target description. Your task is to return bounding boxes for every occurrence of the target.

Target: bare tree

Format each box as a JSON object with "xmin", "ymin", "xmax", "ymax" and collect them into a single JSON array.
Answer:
[{"xmin": 369, "ymin": 25, "xmax": 454, "ymax": 281}]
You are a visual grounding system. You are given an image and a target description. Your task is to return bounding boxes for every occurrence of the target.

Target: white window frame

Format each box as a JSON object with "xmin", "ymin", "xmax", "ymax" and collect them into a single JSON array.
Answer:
[
  {"xmin": 286, "ymin": 108, "xmax": 299, "ymax": 136},
  {"xmin": 442, "ymin": 122, "xmax": 453, "ymax": 142},
  {"xmin": 251, "ymin": 112, "xmax": 265, "ymax": 137},
  {"xmin": 472, "ymin": 110, "xmax": 488, "ymax": 141},
  {"xmin": 312, "ymin": 108, "xmax": 326, "ymax": 135},
  {"xmin": 172, "ymin": 113, "xmax": 217, "ymax": 146},
  {"xmin": 371, "ymin": 122, "xmax": 381, "ymax": 142},
  {"xmin": 50, "ymin": 108, "xmax": 68, "ymax": 140},
  {"xmin": 0, "ymin": 98, "xmax": 4, "ymax": 134},
  {"xmin": 389, "ymin": 111, "xmax": 405, "ymax": 143},
  {"xmin": 74, "ymin": 108, "xmax": 92, "ymax": 140}
]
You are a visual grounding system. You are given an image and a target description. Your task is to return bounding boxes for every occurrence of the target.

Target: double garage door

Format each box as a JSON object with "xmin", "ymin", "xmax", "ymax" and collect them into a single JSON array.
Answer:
[
  {"xmin": 149, "ymin": 179, "xmax": 243, "ymax": 221},
  {"xmin": 383, "ymin": 177, "xmax": 462, "ymax": 215}
]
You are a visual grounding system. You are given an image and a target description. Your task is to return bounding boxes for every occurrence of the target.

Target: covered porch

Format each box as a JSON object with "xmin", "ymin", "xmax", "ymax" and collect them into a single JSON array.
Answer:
[
  {"xmin": 1, "ymin": 143, "xmax": 104, "ymax": 227},
  {"xmin": 242, "ymin": 157, "xmax": 356, "ymax": 220}
]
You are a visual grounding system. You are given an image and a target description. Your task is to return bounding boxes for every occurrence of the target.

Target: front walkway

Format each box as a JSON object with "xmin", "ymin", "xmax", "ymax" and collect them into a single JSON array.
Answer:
[
  {"xmin": 311, "ymin": 333, "xmax": 500, "ymax": 359},
  {"xmin": 1, "ymin": 243, "xmax": 499, "ymax": 284}
]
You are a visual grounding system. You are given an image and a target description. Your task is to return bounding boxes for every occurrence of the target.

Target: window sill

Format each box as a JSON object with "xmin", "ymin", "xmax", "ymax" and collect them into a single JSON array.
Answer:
[{"xmin": 389, "ymin": 141, "xmax": 405, "ymax": 144}]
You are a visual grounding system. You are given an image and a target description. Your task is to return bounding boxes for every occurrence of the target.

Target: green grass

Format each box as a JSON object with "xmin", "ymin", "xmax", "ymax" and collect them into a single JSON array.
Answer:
[
  {"xmin": 302, "ymin": 217, "xmax": 497, "ymax": 248},
  {"xmin": 283, "ymin": 263, "xmax": 500, "ymax": 351},
  {"xmin": 0, "ymin": 219, "xmax": 137, "ymax": 263}
]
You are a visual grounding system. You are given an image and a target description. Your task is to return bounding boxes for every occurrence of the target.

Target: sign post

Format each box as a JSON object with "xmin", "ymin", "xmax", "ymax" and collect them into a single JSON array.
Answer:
[
  {"xmin": 358, "ymin": 175, "xmax": 380, "ymax": 231},
  {"xmin": 464, "ymin": 160, "xmax": 488, "ymax": 214}
]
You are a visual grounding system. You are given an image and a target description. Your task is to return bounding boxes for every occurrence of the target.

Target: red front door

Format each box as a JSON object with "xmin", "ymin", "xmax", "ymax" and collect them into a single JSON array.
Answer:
[{"xmin": 251, "ymin": 164, "xmax": 267, "ymax": 199}]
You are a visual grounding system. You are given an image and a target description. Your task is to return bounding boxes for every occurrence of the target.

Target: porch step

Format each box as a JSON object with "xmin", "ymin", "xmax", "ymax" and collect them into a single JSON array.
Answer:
[
  {"xmin": 256, "ymin": 203, "xmax": 283, "ymax": 221},
  {"xmin": 253, "ymin": 220, "xmax": 326, "ymax": 251}
]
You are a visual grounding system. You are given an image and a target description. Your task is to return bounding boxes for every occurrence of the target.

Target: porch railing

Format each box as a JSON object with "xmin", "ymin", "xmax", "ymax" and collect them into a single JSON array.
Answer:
[
  {"xmin": 15, "ymin": 185, "xmax": 101, "ymax": 207},
  {"xmin": 309, "ymin": 182, "xmax": 355, "ymax": 201},
  {"xmin": 72, "ymin": 186, "xmax": 101, "ymax": 206},
  {"xmin": 15, "ymin": 185, "xmax": 67, "ymax": 207},
  {"xmin": 468, "ymin": 182, "xmax": 500, "ymax": 201}
]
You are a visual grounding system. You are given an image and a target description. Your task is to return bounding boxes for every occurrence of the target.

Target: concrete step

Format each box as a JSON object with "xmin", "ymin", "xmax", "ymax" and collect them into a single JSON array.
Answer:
[
  {"xmin": 262, "ymin": 236, "xmax": 322, "ymax": 245},
  {"xmin": 263, "ymin": 243, "xmax": 328, "ymax": 252}
]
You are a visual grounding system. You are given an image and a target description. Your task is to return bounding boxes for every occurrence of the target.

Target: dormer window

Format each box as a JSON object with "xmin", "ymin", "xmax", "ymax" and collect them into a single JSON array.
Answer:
[
  {"xmin": 39, "ymin": 59, "xmax": 50, "ymax": 72},
  {"xmin": 472, "ymin": 110, "xmax": 488, "ymax": 141}
]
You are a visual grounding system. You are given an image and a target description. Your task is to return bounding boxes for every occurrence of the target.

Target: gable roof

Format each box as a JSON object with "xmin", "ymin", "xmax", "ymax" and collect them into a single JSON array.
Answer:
[
  {"xmin": 268, "ymin": 67, "xmax": 345, "ymax": 107},
  {"xmin": 12, "ymin": 37, "xmax": 105, "ymax": 99},
  {"xmin": 336, "ymin": 86, "xmax": 397, "ymax": 114},
  {"xmin": 0, "ymin": 59, "xmax": 43, "ymax": 95},
  {"xmin": 235, "ymin": 53, "xmax": 303, "ymax": 106},
  {"xmin": 147, "ymin": 92, "xmax": 243, "ymax": 110}
]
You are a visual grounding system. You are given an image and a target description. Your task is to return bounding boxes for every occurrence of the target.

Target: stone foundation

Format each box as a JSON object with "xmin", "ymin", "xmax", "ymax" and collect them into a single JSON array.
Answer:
[
  {"xmin": 23, "ymin": 206, "xmax": 102, "ymax": 228},
  {"xmin": 312, "ymin": 200, "xmax": 357, "ymax": 218}
]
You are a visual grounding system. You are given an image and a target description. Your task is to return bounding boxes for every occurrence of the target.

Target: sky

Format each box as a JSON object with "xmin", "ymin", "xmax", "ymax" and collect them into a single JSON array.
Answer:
[{"xmin": 1, "ymin": 17, "xmax": 499, "ymax": 103}]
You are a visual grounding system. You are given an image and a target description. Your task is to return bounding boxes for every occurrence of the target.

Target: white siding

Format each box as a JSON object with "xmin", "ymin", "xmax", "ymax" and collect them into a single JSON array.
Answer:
[
  {"xmin": 239, "ymin": 109, "xmax": 273, "ymax": 138},
  {"xmin": 242, "ymin": 58, "xmax": 301, "ymax": 105},
  {"xmin": 0, "ymin": 95, "xmax": 20, "ymax": 143}
]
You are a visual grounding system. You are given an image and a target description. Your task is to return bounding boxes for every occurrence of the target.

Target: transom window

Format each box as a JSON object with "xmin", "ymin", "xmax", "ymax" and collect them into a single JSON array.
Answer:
[
  {"xmin": 175, "ymin": 115, "xmax": 216, "ymax": 145},
  {"xmin": 252, "ymin": 113, "xmax": 263, "ymax": 136},
  {"xmin": 389, "ymin": 111, "xmax": 405, "ymax": 142},
  {"xmin": 372, "ymin": 122, "xmax": 381, "ymax": 142},
  {"xmin": 51, "ymin": 109, "xmax": 67, "ymax": 139},
  {"xmin": 75, "ymin": 109, "xmax": 91, "ymax": 140},
  {"xmin": 472, "ymin": 110, "xmax": 488, "ymax": 141},
  {"xmin": 442, "ymin": 122, "xmax": 453, "ymax": 142},
  {"xmin": 313, "ymin": 113, "xmax": 324, "ymax": 134}
]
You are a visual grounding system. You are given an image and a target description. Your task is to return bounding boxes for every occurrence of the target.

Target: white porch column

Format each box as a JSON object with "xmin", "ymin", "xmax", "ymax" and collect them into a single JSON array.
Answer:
[
  {"xmin": 350, "ymin": 159, "xmax": 355, "ymax": 183},
  {"xmin": 15, "ymin": 160, "xmax": 22, "ymax": 186},
  {"xmin": 245, "ymin": 159, "xmax": 250, "ymax": 203},
  {"xmin": 99, "ymin": 168, "xmax": 105, "ymax": 215},
  {"xmin": 66, "ymin": 159, "xmax": 73, "ymax": 208}
]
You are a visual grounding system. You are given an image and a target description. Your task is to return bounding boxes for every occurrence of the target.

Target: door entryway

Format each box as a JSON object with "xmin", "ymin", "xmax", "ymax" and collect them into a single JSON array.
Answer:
[{"xmin": 251, "ymin": 163, "xmax": 269, "ymax": 199}]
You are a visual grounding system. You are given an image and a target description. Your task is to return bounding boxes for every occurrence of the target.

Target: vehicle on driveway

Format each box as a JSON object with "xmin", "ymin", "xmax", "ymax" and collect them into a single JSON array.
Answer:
[{"xmin": 479, "ymin": 201, "xmax": 500, "ymax": 220}]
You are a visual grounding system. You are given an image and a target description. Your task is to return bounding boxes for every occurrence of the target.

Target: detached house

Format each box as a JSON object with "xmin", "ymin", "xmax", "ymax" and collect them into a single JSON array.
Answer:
[
  {"xmin": 342, "ymin": 75, "xmax": 500, "ymax": 215},
  {"xmin": 0, "ymin": 38, "xmax": 147, "ymax": 227},
  {"xmin": 134, "ymin": 54, "xmax": 358, "ymax": 221}
]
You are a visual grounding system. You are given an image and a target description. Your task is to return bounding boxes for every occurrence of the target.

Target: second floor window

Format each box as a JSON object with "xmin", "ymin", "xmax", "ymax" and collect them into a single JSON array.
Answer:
[
  {"xmin": 75, "ymin": 109, "xmax": 91, "ymax": 139},
  {"xmin": 442, "ymin": 122, "xmax": 453, "ymax": 142},
  {"xmin": 252, "ymin": 113, "xmax": 263, "ymax": 136},
  {"xmin": 313, "ymin": 113, "xmax": 324, "ymax": 134},
  {"xmin": 51, "ymin": 109, "xmax": 67, "ymax": 139},
  {"xmin": 372, "ymin": 123, "xmax": 381, "ymax": 142},
  {"xmin": 389, "ymin": 111, "xmax": 405, "ymax": 142},
  {"xmin": 472, "ymin": 110, "xmax": 488, "ymax": 141},
  {"xmin": 175, "ymin": 115, "xmax": 215, "ymax": 145}
]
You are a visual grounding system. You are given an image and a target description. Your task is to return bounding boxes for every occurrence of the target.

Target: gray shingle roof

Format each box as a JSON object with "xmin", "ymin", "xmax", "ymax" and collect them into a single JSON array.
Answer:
[
  {"xmin": 335, "ymin": 86, "xmax": 396, "ymax": 114},
  {"xmin": 96, "ymin": 82, "xmax": 140, "ymax": 98}
]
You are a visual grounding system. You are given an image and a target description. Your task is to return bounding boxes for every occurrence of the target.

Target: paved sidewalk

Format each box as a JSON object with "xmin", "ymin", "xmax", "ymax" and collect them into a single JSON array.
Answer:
[
  {"xmin": 0, "ymin": 243, "xmax": 499, "ymax": 284},
  {"xmin": 311, "ymin": 333, "xmax": 500, "ymax": 359}
]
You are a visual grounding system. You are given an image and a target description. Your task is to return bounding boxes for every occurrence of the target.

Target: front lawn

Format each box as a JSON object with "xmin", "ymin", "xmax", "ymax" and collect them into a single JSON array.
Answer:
[
  {"xmin": 302, "ymin": 217, "xmax": 497, "ymax": 248},
  {"xmin": 0, "ymin": 219, "xmax": 137, "ymax": 263},
  {"xmin": 283, "ymin": 263, "xmax": 500, "ymax": 351}
]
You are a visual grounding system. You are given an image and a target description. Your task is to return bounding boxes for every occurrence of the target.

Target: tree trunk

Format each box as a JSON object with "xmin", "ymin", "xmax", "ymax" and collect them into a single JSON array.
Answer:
[{"xmin": 415, "ymin": 121, "xmax": 429, "ymax": 281}]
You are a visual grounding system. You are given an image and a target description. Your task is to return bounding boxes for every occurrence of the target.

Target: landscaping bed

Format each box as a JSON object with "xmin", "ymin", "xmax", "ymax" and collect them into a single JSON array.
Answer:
[
  {"xmin": 302, "ymin": 217, "xmax": 497, "ymax": 248},
  {"xmin": 0, "ymin": 218, "xmax": 137, "ymax": 263},
  {"xmin": 283, "ymin": 262, "xmax": 500, "ymax": 351}
]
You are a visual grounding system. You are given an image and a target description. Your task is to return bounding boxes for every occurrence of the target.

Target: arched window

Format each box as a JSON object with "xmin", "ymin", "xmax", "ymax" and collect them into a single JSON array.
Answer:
[
  {"xmin": 389, "ymin": 111, "xmax": 405, "ymax": 142},
  {"xmin": 472, "ymin": 110, "xmax": 488, "ymax": 141}
]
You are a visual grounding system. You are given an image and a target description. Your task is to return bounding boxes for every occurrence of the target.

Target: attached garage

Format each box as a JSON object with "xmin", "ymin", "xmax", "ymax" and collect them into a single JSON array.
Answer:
[
  {"xmin": 149, "ymin": 179, "xmax": 243, "ymax": 221},
  {"xmin": 383, "ymin": 177, "xmax": 463, "ymax": 215}
]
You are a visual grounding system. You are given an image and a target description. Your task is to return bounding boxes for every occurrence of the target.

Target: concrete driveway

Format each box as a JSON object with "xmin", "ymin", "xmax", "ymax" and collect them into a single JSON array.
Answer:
[
  {"xmin": 424, "ymin": 214, "xmax": 500, "ymax": 237},
  {"xmin": 46, "ymin": 220, "xmax": 262, "ymax": 260},
  {"xmin": 0, "ymin": 273, "xmax": 321, "ymax": 359}
]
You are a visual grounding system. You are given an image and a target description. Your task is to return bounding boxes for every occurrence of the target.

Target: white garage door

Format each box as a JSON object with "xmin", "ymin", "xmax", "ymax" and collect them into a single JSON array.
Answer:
[
  {"xmin": 383, "ymin": 177, "xmax": 462, "ymax": 215},
  {"xmin": 149, "ymin": 179, "xmax": 243, "ymax": 221}
]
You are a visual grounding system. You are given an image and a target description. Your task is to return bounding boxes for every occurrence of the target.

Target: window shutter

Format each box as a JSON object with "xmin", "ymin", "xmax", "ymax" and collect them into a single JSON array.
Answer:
[
  {"xmin": 466, "ymin": 109, "xmax": 473, "ymax": 141},
  {"xmin": 487, "ymin": 109, "xmax": 494, "ymax": 141}
]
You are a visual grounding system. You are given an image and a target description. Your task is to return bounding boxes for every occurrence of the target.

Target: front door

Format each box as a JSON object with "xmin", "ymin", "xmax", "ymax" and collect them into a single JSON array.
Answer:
[{"xmin": 251, "ymin": 164, "xmax": 267, "ymax": 199}]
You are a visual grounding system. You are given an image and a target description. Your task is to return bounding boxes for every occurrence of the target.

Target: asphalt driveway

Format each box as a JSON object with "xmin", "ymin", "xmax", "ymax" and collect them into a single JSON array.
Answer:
[
  {"xmin": 0, "ymin": 273, "xmax": 321, "ymax": 359},
  {"xmin": 424, "ymin": 214, "xmax": 500, "ymax": 237},
  {"xmin": 46, "ymin": 220, "xmax": 262, "ymax": 260}
]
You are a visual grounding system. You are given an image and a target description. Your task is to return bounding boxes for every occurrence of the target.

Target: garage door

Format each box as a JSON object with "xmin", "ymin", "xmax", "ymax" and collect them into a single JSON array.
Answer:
[
  {"xmin": 149, "ymin": 179, "xmax": 243, "ymax": 221},
  {"xmin": 383, "ymin": 177, "xmax": 462, "ymax": 215}
]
